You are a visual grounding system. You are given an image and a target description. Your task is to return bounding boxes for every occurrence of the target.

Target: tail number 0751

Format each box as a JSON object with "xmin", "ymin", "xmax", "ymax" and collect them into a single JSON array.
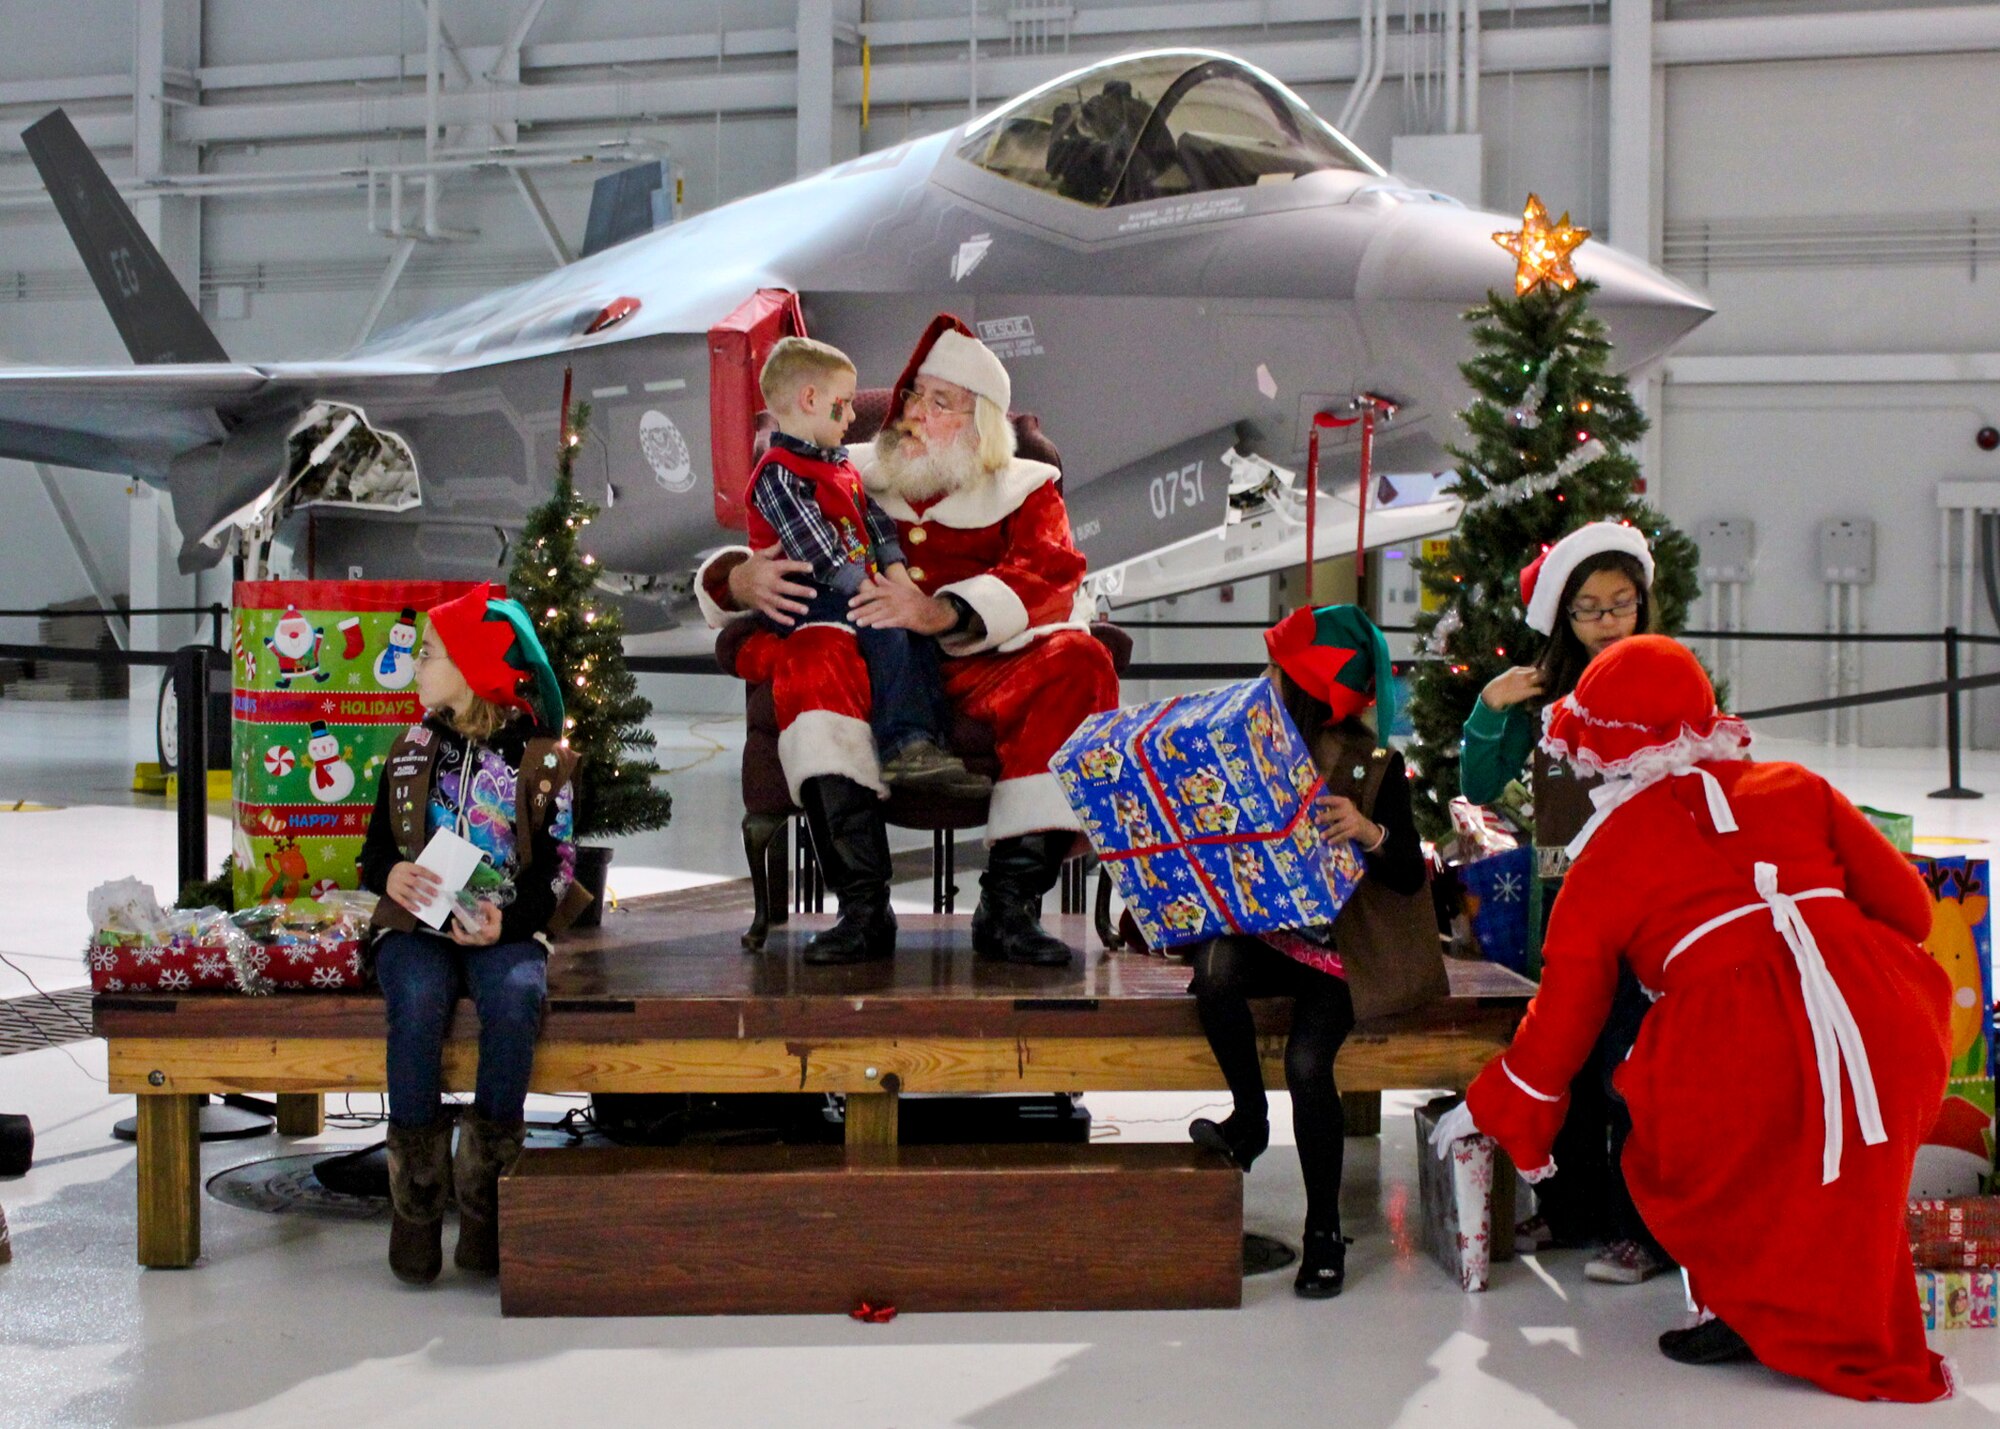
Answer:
[{"xmin": 1149, "ymin": 461, "xmax": 1205, "ymax": 522}]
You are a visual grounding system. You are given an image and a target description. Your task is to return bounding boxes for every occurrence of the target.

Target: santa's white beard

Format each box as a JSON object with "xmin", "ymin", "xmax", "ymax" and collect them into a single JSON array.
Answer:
[{"xmin": 871, "ymin": 426, "xmax": 985, "ymax": 504}]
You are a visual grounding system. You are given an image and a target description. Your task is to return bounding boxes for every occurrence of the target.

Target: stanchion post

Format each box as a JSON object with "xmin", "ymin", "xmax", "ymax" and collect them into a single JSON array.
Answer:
[
  {"xmin": 174, "ymin": 644, "xmax": 211, "ymax": 888},
  {"xmin": 1930, "ymin": 625, "xmax": 1983, "ymax": 800}
]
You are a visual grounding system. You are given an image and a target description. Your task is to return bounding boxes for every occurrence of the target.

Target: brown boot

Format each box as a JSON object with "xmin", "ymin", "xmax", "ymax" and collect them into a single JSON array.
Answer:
[
  {"xmin": 385, "ymin": 1118, "xmax": 453, "ymax": 1285},
  {"xmin": 453, "ymin": 1112, "xmax": 526, "ymax": 1275}
]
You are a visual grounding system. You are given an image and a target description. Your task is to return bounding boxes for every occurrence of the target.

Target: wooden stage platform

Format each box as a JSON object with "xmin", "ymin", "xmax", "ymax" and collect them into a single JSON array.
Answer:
[{"xmin": 93, "ymin": 893, "xmax": 1535, "ymax": 1269}]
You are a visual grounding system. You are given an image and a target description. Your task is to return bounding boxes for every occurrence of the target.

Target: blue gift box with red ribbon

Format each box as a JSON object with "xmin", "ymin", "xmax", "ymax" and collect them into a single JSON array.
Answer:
[{"xmin": 1051, "ymin": 678, "xmax": 1363, "ymax": 950}]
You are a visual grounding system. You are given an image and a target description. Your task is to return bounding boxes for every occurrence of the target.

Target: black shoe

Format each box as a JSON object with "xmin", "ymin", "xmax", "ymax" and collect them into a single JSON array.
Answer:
[
  {"xmin": 1188, "ymin": 1114, "xmax": 1270, "ymax": 1171},
  {"xmin": 1295, "ymin": 1229, "xmax": 1352, "ymax": 1299},
  {"xmin": 800, "ymin": 776, "xmax": 897, "ymax": 965},
  {"xmin": 971, "ymin": 832, "xmax": 1075, "ymax": 966},
  {"xmin": 1658, "ymin": 1318, "xmax": 1753, "ymax": 1366}
]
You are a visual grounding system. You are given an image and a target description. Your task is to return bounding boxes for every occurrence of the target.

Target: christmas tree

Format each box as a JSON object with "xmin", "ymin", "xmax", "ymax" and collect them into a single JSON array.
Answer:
[
  {"xmin": 1408, "ymin": 202, "xmax": 1700, "ymax": 839},
  {"xmin": 507, "ymin": 378, "xmax": 674, "ymax": 841}
]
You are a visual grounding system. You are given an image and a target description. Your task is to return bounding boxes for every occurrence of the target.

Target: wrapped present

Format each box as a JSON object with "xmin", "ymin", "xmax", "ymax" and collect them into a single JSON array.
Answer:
[
  {"xmin": 1910, "ymin": 1195, "xmax": 2000, "ymax": 1248},
  {"xmin": 1051, "ymin": 678, "xmax": 1362, "ymax": 950},
  {"xmin": 84, "ymin": 879, "xmax": 244, "ymax": 993},
  {"xmin": 1861, "ymin": 806, "xmax": 1915, "ymax": 854},
  {"xmin": 231, "ymin": 579, "xmax": 480, "ymax": 910},
  {"xmin": 1907, "ymin": 856, "xmax": 1992, "ymax": 1079},
  {"xmin": 87, "ymin": 930, "xmax": 240, "ymax": 993},
  {"xmin": 1455, "ymin": 846, "xmax": 1533, "ymax": 974},
  {"xmin": 1912, "ymin": 1077, "xmax": 1996, "ymax": 1199},
  {"xmin": 228, "ymin": 894, "xmax": 374, "ymax": 993},
  {"xmin": 1915, "ymin": 1240, "xmax": 2000, "ymax": 1270},
  {"xmin": 1918, "ymin": 1269, "xmax": 2000, "ymax": 1329},
  {"xmin": 1415, "ymin": 1095, "xmax": 1515, "ymax": 1292}
]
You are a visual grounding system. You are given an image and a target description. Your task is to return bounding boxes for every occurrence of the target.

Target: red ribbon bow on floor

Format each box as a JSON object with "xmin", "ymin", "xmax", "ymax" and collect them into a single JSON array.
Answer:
[{"xmin": 849, "ymin": 1300, "xmax": 898, "ymax": 1323}]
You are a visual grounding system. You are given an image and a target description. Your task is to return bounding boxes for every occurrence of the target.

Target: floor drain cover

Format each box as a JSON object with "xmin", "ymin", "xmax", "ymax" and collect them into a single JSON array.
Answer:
[{"xmin": 206, "ymin": 1153, "xmax": 387, "ymax": 1220}]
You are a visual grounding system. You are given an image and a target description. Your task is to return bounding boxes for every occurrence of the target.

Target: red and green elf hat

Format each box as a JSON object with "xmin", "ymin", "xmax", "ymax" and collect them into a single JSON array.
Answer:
[
  {"xmin": 426, "ymin": 583, "xmax": 565, "ymax": 731},
  {"xmin": 1263, "ymin": 603, "xmax": 1396, "ymax": 740}
]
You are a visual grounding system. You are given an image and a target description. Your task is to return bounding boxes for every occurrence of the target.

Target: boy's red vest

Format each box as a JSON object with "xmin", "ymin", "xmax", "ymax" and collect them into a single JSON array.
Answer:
[{"xmin": 744, "ymin": 445, "xmax": 879, "ymax": 578}]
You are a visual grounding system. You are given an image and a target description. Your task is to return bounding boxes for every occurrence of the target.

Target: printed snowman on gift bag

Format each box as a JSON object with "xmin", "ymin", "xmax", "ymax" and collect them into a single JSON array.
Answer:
[
  {"xmin": 304, "ymin": 720, "xmax": 355, "ymax": 802},
  {"xmin": 265, "ymin": 605, "xmax": 330, "ymax": 687},
  {"xmin": 374, "ymin": 607, "xmax": 418, "ymax": 690}
]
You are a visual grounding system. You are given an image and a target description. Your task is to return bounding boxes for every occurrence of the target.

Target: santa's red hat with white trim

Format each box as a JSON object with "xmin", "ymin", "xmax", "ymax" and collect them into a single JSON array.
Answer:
[
  {"xmin": 1518, "ymin": 521, "xmax": 1654, "ymax": 635},
  {"xmin": 886, "ymin": 313, "xmax": 1010, "ymax": 423}
]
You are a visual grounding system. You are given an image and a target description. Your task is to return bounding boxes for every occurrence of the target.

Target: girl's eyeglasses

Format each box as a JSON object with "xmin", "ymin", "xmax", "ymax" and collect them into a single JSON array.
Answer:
[{"xmin": 1568, "ymin": 599, "xmax": 1640, "ymax": 625}]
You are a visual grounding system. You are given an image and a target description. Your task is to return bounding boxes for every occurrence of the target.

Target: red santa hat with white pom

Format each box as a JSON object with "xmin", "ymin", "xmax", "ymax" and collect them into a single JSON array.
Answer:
[{"xmin": 1518, "ymin": 521, "xmax": 1654, "ymax": 635}]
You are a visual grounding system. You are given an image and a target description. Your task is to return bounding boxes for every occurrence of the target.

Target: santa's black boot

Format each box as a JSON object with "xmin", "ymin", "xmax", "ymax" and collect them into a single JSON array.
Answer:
[
  {"xmin": 972, "ymin": 832, "xmax": 1075, "ymax": 967},
  {"xmin": 799, "ymin": 776, "xmax": 897, "ymax": 965}
]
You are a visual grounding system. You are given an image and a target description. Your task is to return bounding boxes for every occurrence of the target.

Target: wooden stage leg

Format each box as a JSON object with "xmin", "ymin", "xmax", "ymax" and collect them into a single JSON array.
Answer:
[
  {"xmin": 275, "ymin": 1093, "xmax": 324, "ymax": 1137},
  {"xmin": 1341, "ymin": 1090, "xmax": 1383, "ymax": 1138},
  {"xmin": 136, "ymin": 1094, "xmax": 201, "ymax": 1268},
  {"xmin": 844, "ymin": 1090, "xmax": 899, "ymax": 1147}
]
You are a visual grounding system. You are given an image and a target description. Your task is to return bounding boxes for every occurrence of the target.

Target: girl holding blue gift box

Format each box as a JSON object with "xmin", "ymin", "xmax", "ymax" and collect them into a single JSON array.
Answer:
[{"xmin": 1186, "ymin": 604, "xmax": 1438, "ymax": 1299}]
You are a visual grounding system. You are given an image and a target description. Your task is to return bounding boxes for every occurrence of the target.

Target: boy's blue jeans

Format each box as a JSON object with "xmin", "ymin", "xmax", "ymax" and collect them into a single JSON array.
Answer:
[
  {"xmin": 376, "ymin": 929, "xmax": 547, "ymax": 1129},
  {"xmin": 772, "ymin": 583, "xmax": 950, "ymax": 760}
]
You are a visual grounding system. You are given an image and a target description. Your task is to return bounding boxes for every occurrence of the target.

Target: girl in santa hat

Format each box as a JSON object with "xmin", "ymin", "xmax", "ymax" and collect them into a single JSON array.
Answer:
[
  {"xmin": 1460, "ymin": 520, "xmax": 1667, "ymax": 1281},
  {"xmin": 1187, "ymin": 604, "xmax": 1440, "ymax": 1298},
  {"xmin": 358, "ymin": 584, "xmax": 591, "ymax": 1286},
  {"xmin": 1432, "ymin": 635, "xmax": 1953, "ymax": 1401}
]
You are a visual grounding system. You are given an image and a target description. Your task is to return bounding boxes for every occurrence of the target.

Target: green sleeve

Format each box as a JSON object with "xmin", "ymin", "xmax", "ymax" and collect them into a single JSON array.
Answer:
[{"xmin": 1458, "ymin": 699, "xmax": 1536, "ymax": 805}]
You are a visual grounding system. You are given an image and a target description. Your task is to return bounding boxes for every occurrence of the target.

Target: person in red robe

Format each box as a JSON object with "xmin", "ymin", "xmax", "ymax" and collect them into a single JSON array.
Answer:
[{"xmin": 1431, "ymin": 634, "xmax": 1954, "ymax": 1402}]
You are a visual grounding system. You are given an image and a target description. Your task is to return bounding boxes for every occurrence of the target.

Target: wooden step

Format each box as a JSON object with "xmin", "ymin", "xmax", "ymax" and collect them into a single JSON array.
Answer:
[{"xmin": 500, "ymin": 1142, "xmax": 1242, "ymax": 1317}]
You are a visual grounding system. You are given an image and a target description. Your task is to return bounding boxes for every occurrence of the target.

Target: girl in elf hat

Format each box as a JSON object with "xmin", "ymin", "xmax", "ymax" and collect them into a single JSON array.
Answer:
[
  {"xmin": 1431, "ymin": 635, "xmax": 1953, "ymax": 1402},
  {"xmin": 357, "ymin": 583, "xmax": 590, "ymax": 1286},
  {"xmin": 1459, "ymin": 519, "xmax": 1667, "ymax": 1282},
  {"xmin": 1187, "ymin": 604, "xmax": 1440, "ymax": 1299}
]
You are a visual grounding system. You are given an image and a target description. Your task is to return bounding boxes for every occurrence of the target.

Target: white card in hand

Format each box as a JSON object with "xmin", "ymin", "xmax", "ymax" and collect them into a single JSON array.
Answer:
[{"xmin": 411, "ymin": 827, "xmax": 486, "ymax": 930}]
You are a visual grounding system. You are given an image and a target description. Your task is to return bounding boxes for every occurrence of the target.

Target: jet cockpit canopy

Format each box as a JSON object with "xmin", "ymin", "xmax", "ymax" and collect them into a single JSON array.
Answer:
[{"xmin": 955, "ymin": 51, "xmax": 1382, "ymax": 208}]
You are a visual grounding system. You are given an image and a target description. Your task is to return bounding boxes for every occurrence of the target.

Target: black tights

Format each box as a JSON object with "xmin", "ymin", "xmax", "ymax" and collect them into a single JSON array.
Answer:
[{"xmin": 1189, "ymin": 935, "xmax": 1356, "ymax": 1236}]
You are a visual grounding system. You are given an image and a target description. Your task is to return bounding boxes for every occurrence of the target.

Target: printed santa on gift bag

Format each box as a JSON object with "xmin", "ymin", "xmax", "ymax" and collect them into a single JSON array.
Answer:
[
  {"xmin": 231, "ymin": 580, "xmax": 479, "ymax": 910},
  {"xmin": 1052, "ymin": 678, "xmax": 1363, "ymax": 951}
]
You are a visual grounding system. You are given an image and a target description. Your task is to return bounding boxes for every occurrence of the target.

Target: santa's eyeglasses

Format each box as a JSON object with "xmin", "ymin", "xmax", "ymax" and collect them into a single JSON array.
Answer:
[
  {"xmin": 1567, "ymin": 599, "xmax": 1640, "ymax": 625},
  {"xmin": 901, "ymin": 386, "xmax": 975, "ymax": 417}
]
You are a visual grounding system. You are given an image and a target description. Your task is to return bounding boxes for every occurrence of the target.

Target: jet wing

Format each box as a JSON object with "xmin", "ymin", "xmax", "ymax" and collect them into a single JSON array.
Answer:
[{"xmin": 0, "ymin": 359, "xmax": 443, "ymax": 479}]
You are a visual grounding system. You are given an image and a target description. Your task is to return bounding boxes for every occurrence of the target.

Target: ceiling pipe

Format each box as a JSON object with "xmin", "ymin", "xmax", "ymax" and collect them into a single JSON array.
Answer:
[
  {"xmin": 1443, "ymin": 0, "xmax": 1460, "ymax": 133},
  {"xmin": 1335, "ymin": 0, "xmax": 1374, "ymax": 132},
  {"xmin": 1463, "ymin": 0, "xmax": 1479, "ymax": 132}
]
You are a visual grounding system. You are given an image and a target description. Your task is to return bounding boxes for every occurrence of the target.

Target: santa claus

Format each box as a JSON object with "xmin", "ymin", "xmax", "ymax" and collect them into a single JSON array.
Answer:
[
  {"xmin": 1431, "ymin": 635, "xmax": 1954, "ymax": 1402},
  {"xmin": 698, "ymin": 315, "xmax": 1119, "ymax": 965}
]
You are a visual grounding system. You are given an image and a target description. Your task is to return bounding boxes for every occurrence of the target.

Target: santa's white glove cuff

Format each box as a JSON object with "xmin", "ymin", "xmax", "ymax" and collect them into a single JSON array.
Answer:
[{"xmin": 1428, "ymin": 1100, "xmax": 1479, "ymax": 1159}]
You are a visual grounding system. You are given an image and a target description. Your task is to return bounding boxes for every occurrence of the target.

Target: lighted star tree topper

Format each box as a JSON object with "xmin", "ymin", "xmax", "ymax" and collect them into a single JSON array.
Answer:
[{"xmin": 1492, "ymin": 194, "xmax": 1592, "ymax": 297}]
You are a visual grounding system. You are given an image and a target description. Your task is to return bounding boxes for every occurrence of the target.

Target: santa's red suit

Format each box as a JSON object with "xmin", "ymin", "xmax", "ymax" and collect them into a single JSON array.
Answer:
[
  {"xmin": 699, "ymin": 324, "xmax": 1117, "ymax": 843},
  {"xmin": 1457, "ymin": 637, "xmax": 1952, "ymax": 1402}
]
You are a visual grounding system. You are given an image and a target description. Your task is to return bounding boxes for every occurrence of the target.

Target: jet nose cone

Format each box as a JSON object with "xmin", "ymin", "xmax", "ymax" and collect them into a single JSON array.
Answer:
[{"xmin": 1356, "ymin": 198, "xmax": 1712, "ymax": 371}]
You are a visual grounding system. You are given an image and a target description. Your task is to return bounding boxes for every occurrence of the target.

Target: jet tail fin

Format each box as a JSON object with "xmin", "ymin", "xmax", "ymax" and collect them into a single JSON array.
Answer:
[
  {"xmin": 22, "ymin": 108, "xmax": 228, "ymax": 365},
  {"xmin": 580, "ymin": 160, "xmax": 676, "ymax": 258}
]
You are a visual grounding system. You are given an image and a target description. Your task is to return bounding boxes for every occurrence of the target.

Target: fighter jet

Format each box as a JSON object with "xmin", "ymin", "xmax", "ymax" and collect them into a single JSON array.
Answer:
[{"xmin": 1, "ymin": 48, "xmax": 1711, "ymax": 626}]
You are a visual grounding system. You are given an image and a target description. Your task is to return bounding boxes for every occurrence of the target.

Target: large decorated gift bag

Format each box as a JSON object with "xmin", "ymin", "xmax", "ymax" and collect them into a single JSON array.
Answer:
[
  {"xmin": 1051, "ymin": 678, "xmax": 1363, "ymax": 951},
  {"xmin": 231, "ymin": 580, "xmax": 481, "ymax": 912},
  {"xmin": 1908, "ymin": 856, "xmax": 1993, "ymax": 1079}
]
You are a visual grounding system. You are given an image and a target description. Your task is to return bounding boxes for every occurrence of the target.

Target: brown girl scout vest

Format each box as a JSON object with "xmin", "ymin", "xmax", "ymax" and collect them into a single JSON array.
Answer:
[
  {"xmin": 1314, "ymin": 726, "xmax": 1450, "ymax": 1021},
  {"xmin": 369, "ymin": 723, "xmax": 594, "ymax": 936}
]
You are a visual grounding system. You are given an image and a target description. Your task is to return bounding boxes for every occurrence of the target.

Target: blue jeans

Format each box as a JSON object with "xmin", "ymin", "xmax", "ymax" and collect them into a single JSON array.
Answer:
[
  {"xmin": 376, "ymin": 930, "xmax": 547, "ymax": 1129},
  {"xmin": 767, "ymin": 583, "xmax": 948, "ymax": 760}
]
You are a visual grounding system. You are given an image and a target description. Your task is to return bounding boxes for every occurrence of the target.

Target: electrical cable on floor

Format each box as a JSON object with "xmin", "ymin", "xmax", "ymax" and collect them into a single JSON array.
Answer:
[
  {"xmin": 1087, "ymin": 1098, "xmax": 1236, "ymax": 1140},
  {"xmin": 650, "ymin": 714, "xmax": 738, "ymax": 778},
  {"xmin": 0, "ymin": 952, "xmax": 100, "ymax": 1081}
]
